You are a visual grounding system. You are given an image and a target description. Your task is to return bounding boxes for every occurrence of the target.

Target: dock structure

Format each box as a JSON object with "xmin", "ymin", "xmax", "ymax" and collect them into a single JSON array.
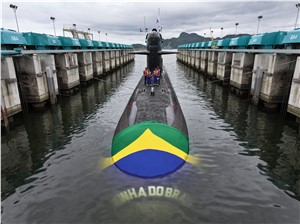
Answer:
[
  {"xmin": 177, "ymin": 28, "xmax": 300, "ymax": 121},
  {"xmin": 288, "ymin": 56, "xmax": 300, "ymax": 119},
  {"xmin": 200, "ymin": 42, "xmax": 209, "ymax": 73},
  {"xmin": 216, "ymin": 38, "xmax": 232, "ymax": 85},
  {"xmin": 1, "ymin": 57, "xmax": 22, "ymax": 121},
  {"xmin": 207, "ymin": 40, "xmax": 219, "ymax": 79},
  {"xmin": 78, "ymin": 39, "xmax": 94, "ymax": 82},
  {"xmin": 0, "ymin": 28, "xmax": 134, "ymax": 125},
  {"xmin": 91, "ymin": 40, "xmax": 104, "ymax": 77}
]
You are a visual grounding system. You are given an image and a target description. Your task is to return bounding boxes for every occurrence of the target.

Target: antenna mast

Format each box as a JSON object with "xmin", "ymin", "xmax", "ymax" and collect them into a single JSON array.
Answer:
[{"xmin": 157, "ymin": 8, "xmax": 162, "ymax": 32}]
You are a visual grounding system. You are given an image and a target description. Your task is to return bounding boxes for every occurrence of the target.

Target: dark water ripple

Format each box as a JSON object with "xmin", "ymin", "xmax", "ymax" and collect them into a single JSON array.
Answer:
[{"xmin": 1, "ymin": 55, "xmax": 300, "ymax": 223}]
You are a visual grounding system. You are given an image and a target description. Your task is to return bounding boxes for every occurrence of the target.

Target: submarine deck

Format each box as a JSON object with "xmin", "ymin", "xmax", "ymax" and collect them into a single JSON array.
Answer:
[
  {"xmin": 134, "ymin": 71, "xmax": 172, "ymax": 124},
  {"xmin": 114, "ymin": 67, "xmax": 188, "ymax": 137}
]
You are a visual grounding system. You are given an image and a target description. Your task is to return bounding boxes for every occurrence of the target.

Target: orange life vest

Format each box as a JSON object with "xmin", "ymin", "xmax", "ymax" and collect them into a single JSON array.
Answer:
[
  {"xmin": 143, "ymin": 70, "xmax": 148, "ymax": 76},
  {"xmin": 147, "ymin": 70, "xmax": 152, "ymax": 77}
]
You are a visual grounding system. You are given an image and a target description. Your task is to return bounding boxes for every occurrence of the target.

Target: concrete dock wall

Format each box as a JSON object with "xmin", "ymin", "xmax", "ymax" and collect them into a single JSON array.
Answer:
[
  {"xmin": 195, "ymin": 51, "xmax": 201, "ymax": 70},
  {"xmin": 258, "ymin": 54, "xmax": 296, "ymax": 106},
  {"xmin": 92, "ymin": 51, "xmax": 103, "ymax": 77},
  {"xmin": 78, "ymin": 52, "xmax": 93, "ymax": 82},
  {"xmin": 216, "ymin": 52, "xmax": 233, "ymax": 85},
  {"xmin": 115, "ymin": 50, "xmax": 120, "ymax": 68},
  {"xmin": 1, "ymin": 48, "xmax": 134, "ymax": 123},
  {"xmin": 1, "ymin": 57, "xmax": 22, "ymax": 118},
  {"xmin": 288, "ymin": 56, "xmax": 300, "ymax": 118},
  {"xmin": 200, "ymin": 51, "xmax": 208, "ymax": 73},
  {"xmin": 40, "ymin": 54, "xmax": 59, "ymax": 95},
  {"xmin": 177, "ymin": 48, "xmax": 299, "ymax": 120},
  {"xmin": 110, "ymin": 51, "xmax": 116, "ymax": 70},
  {"xmin": 103, "ymin": 51, "xmax": 111, "ymax": 72},
  {"xmin": 230, "ymin": 53, "xmax": 255, "ymax": 91},
  {"xmin": 55, "ymin": 53, "xmax": 80, "ymax": 90},
  {"xmin": 14, "ymin": 54, "xmax": 50, "ymax": 104},
  {"xmin": 207, "ymin": 51, "xmax": 218, "ymax": 79}
]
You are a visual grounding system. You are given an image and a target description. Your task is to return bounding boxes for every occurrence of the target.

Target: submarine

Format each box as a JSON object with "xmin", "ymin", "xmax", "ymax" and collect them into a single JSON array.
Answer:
[{"xmin": 111, "ymin": 28, "xmax": 189, "ymax": 178}]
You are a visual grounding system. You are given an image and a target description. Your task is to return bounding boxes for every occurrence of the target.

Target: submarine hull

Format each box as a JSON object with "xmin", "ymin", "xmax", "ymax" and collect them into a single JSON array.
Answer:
[{"xmin": 112, "ymin": 68, "xmax": 189, "ymax": 178}]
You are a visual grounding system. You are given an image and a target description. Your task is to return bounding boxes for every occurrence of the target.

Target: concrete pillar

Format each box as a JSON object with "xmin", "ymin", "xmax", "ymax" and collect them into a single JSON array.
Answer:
[
  {"xmin": 110, "ymin": 51, "xmax": 116, "ymax": 70},
  {"xmin": 119, "ymin": 50, "xmax": 124, "ymax": 65},
  {"xmin": 103, "ymin": 51, "xmax": 110, "ymax": 73},
  {"xmin": 230, "ymin": 52, "xmax": 255, "ymax": 94},
  {"xmin": 250, "ymin": 54, "xmax": 270, "ymax": 96},
  {"xmin": 40, "ymin": 54, "xmax": 59, "ymax": 95},
  {"xmin": 188, "ymin": 50, "xmax": 192, "ymax": 66},
  {"xmin": 190, "ymin": 50, "xmax": 195, "ymax": 67},
  {"xmin": 115, "ymin": 50, "xmax": 120, "ymax": 68},
  {"xmin": 183, "ymin": 50, "xmax": 188, "ymax": 64},
  {"xmin": 1, "ymin": 57, "xmax": 22, "ymax": 118},
  {"xmin": 195, "ymin": 51, "xmax": 201, "ymax": 70},
  {"xmin": 14, "ymin": 54, "xmax": 49, "ymax": 104},
  {"xmin": 78, "ymin": 52, "xmax": 93, "ymax": 81},
  {"xmin": 45, "ymin": 66, "xmax": 57, "ymax": 105},
  {"xmin": 120, "ymin": 50, "xmax": 124, "ymax": 65},
  {"xmin": 217, "ymin": 52, "xmax": 233, "ymax": 85},
  {"xmin": 259, "ymin": 54, "xmax": 296, "ymax": 107},
  {"xmin": 207, "ymin": 51, "xmax": 218, "ymax": 79},
  {"xmin": 252, "ymin": 67, "xmax": 264, "ymax": 105},
  {"xmin": 92, "ymin": 51, "xmax": 103, "ymax": 77},
  {"xmin": 55, "ymin": 53, "xmax": 80, "ymax": 90},
  {"xmin": 200, "ymin": 51, "xmax": 208, "ymax": 73},
  {"xmin": 287, "ymin": 56, "xmax": 300, "ymax": 118}
]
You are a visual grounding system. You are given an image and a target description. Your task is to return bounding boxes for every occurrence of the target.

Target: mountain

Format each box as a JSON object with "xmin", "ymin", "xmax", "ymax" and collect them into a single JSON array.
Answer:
[
  {"xmin": 132, "ymin": 43, "xmax": 146, "ymax": 50},
  {"xmin": 132, "ymin": 32, "xmax": 250, "ymax": 50},
  {"xmin": 161, "ymin": 32, "xmax": 209, "ymax": 49}
]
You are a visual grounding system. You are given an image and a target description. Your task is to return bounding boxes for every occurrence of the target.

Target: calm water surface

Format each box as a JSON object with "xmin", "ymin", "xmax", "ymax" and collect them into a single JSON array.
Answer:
[{"xmin": 2, "ymin": 55, "xmax": 300, "ymax": 224}]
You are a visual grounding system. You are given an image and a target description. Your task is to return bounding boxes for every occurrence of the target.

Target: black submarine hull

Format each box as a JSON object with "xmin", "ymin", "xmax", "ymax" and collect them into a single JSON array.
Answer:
[{"xmin": 111, "ymin": 67, "xmax": 189, "ymax": 178}]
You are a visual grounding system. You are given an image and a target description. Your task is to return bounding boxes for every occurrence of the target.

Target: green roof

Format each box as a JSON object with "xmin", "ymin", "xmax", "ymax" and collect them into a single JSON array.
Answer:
[
  {"xmin": 78, "ymin": 39, "xmax": 94, "ymax": 48},
  {"xmin": 217, "ymin": 38, "xmax": 231, "ymax": 48},
  {"xmin": 248, "ymin": 31, "xmax": 286, "ymax": 48},
  {"xmin": 58, "ymin": 36, "xmax": 81, "ymax": 48},
  {"xmin": 101, "ymin": 41, "xmax": 109, "ymax": 48},
  {"xmin": 229, "ymin": 36, "xmax": 251, "ymax": 48},
  {"xmin": 92, "ymin": 40, "xmax": 103, "ymax": 48},
  {"xmin": 201, "ymin": 41, "xmax": 209, "ymax": 48},
  {"xmin": 22, "ymin": 32, "xmax": 61, "ymax": 49},
  {"xmin": 281, "ymin": 28, "xmax": 300, "ymax": 44},
  {"xmin": 0, "ymin": 29, "xmax": 27, "ymax": 46}
]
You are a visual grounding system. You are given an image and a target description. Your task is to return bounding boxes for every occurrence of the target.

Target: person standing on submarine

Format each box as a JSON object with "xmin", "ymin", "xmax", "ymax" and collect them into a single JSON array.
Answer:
[
  {"xmin": 146, "ymin": 69, "xmax": 152, "ymax": 86},
  {"xmin": 143, "ymin": 67, "xmax": 148, "ymax": 85},
  {"xmin": 153, "ymin": 67, "xmax": 160, "ymax": 86}
]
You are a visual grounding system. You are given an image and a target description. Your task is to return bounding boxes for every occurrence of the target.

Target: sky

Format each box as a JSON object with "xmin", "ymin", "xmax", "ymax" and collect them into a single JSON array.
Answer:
[{"xmin": 1, "ymin": 1, "xmax": 299, "ymax": 45}]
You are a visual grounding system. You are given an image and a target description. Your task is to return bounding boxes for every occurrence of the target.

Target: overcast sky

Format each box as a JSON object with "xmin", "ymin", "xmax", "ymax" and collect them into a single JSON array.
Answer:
[{"xmin": 1, "ymin": 1, "xmax": 299, "ymax": 45}]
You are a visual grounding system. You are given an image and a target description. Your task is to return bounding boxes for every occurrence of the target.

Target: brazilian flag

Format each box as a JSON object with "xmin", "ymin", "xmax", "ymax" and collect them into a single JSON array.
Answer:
[{"xmin": 111, "ymin": 121, "xmax": 189, "ymax": 178}]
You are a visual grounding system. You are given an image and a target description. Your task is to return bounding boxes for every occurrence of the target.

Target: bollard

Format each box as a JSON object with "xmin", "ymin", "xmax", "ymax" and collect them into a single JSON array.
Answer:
[
  {"xmin": 252, "ymin": 67, "xmax": 264, "ymax": 105},
  {"xmin": 46, "ymin": 66, "xmax": 57, "ymax": 105},
  {"xmin": 151, "ymin": 86, "xmax": 155, "ymax": 96}
]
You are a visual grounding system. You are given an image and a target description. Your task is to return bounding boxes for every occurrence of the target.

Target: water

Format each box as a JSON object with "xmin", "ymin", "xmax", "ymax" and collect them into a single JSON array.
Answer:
[{"xmin": 1, "ymin": 55, "xmax": 300, "ymax": 224}]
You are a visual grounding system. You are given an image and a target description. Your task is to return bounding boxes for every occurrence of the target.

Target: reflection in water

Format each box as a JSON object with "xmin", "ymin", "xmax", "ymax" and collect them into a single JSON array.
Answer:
[
  {"xmin": 1, "ymin": 64, "xmax": 133, "ymax": 201},
  {"xmin": 1, "ymin": 124, "xmax": 32, "ymax": 199},
  {"xmin": 1, "ymin": 56, "xmax": 300, "ymax": 224},
  {"xmin": 178, "ymin": 62, "xmax": 300, "ymax": 200}
]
